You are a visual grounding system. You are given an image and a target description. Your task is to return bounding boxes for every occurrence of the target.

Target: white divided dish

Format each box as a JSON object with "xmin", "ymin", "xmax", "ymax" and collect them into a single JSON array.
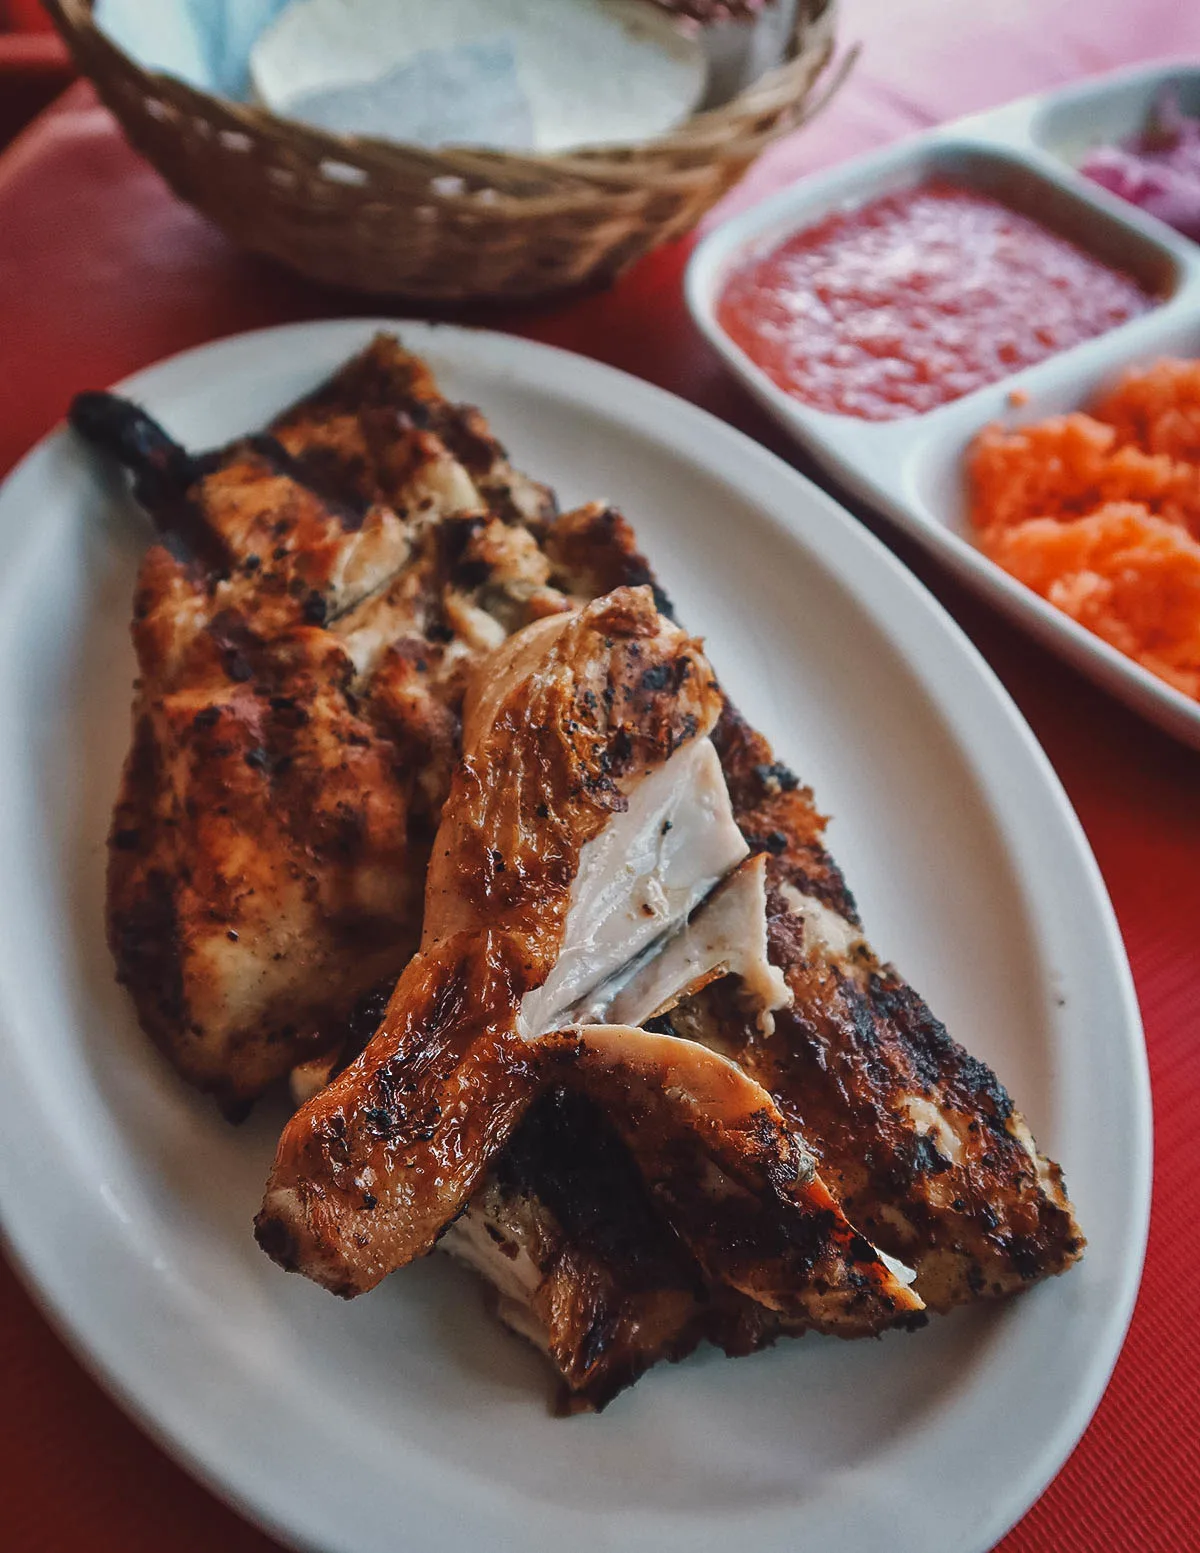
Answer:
[
  {"xmin": 688, "ymin": 60, "xmax": 1200, "ymax": 750},
  {"xmin": 0, "ymin": 320, "xmax": 1149, "ymax": 1553}
]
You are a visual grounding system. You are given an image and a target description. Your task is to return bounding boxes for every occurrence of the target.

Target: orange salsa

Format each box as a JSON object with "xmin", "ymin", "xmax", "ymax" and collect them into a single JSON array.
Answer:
[
  {"xmin": 717, "ymin": 180, "xmax": 1155, "ymax": 421},
  {"xmin": 969, "ymin": 359, "xmax": 1200, "ymax": 701}
]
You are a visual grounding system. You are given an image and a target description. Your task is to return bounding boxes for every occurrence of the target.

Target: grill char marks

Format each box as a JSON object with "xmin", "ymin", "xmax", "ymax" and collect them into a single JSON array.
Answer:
[
  {"xmin": 70, "ymin": 392, "xmax": 231, "ymax": 573},
  {"xmin": 271, "ymin": 341, "xmax": 558, "ymax": 530},
  {"xmin": 475, "ymin": 1088, "xmax": 713, "ymax": 1412},
  {"xmin": 488, "ymin": 1087, "xmax": 825, "ymax": 1412},
  {"xmin": 672, "ymin": 705, "xmax": 1085, "ymax": 1312},
  {"xmin": 241, "ymin": 434, "xmax": 372, "ymax": 531},
  {"xmin": 710, "ymin": 706, "xmax": 854, "ymax": 918},
  {"xmin": 543, "ymin": 503, "xmax": 676, "ymax": 620},
  {"xmin": 89, "ymin": 336, "xmax": 585, "ymax": 1112},
  {"xmin": 536, "ymin": 1025, "xmax": 921, "ymax": 1332},
  {"xmin": 105, "ymin": 618, "xmax": 420, "ymax": 1114},
  {"xmin": 254, "ymin": 589, "xmax": 734, "ymax": 1291},
  {"xmin": 257, "ymin": 585, "xmax": 922, "ymax": 1362},
  {"xmin": 90, "ymin": 332, "xmax": 1082, "ymax": 1409},
  {"xmin": 504, "ymin": 1089, "xmax": 704, "ymax": 1306}
]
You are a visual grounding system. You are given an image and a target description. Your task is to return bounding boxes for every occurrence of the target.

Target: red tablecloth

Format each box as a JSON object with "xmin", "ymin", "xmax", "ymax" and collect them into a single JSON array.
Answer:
[
  {"xmin": 2, "ymin": 4, "xmax": 1199, "ymax": 1550},
  {"xmin": 0, "ymin": 30, "xmax": 72, "ymax": 145}
]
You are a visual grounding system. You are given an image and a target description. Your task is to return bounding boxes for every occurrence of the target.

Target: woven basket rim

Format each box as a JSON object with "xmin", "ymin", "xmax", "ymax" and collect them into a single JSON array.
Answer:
[
  {"xmin": 47, "ymin": 0, "xmax": 839, "ymax": 179},
  {"xmin": 43, "ymin": 0, "xmax": 845, "ymax": 300}
]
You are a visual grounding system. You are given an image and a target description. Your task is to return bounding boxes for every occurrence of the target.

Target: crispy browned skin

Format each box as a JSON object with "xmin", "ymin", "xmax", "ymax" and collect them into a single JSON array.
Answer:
[
  {"xmin": 677, "ymin": 706, "xmax": 1085, "ymax": 1311},
  {"xmin": 253, "ymin": 591, "xmax": 705, "ymax": 1275},
  {"xmin": 453, "ymin": 703, "xmax": 1082, "ymax": 1410},
  {"xmin": 82, "ymin": 335, "xmax": 1080, "ymax": 1409},
  {"xmin": 81, "ymin": 338, "xmax": 585, "ymax": 1112},
  {"xmin": 453, "ymin": 1090, "xmax": 792, "ymax": 1413},
  {"xmin": 257, "ymin": 588, "xmax": 921, "ymax": 1342},
  {"xmin": 108, "ymin": 602, "xmax": 417, "ymax": 1109},
  {"xmin": 256, "ymin": 589, "xmax": 719, "ymax": 1290},
  {"xmin": 461, "ymin": 1089, "xmax": 720, "ymax": 1411},
  {"xmin": 84, "ymin": 337, "xmax": 664, "ymax": 1114},
  {"xmin": 540, "ymin": 1025, "xmax": 921, "ymax": 1332},
  {"xmin": 104, "ymin": 436, "xmax": 420, "ymax": 1109}
]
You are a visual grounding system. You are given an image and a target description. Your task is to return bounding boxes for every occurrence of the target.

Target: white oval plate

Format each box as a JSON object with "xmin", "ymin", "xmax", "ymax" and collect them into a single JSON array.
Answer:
[{"xmin": 0, "ymin": 321, "xmax": 1149, "ymax": 1553}]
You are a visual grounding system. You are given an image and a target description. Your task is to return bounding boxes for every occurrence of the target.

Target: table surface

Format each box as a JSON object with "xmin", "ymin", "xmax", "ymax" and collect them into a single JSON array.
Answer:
[{"xmin": 2, "ymin": 4, "xmax": 1199, "ymax": 1551}]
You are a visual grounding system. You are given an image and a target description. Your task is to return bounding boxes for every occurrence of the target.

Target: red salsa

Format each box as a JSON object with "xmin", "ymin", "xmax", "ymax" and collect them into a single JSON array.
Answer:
[{"xmin": 716, "ymin": 180, "xmax": 1156, "ymax": 421}]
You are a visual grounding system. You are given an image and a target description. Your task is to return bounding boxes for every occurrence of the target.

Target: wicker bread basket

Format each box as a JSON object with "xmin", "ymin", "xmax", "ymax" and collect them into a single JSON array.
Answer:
[{"xmin": 45, "ymin": 0, "xmax": 842, "ymax": 301}]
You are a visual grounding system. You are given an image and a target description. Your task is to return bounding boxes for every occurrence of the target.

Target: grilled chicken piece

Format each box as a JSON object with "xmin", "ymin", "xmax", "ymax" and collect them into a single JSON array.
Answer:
[
  {"xmin": 82, "ymin": 331, "xmax": 1079, "ymax": 1407},
  {"xmin": 256, "ymin": 587, "xmax": 724, "ymax": 1286},
  {"xmin": 256, "ymin": 588, "xmax": 922, "ymax": 1337},
  {"xmin": 664, "ymin": 707, "xmax": 1085, "ymax": 1311},
  {"xmin": 443, "ymin": 702, "xmax": 1082, "ymax": 1408},
  {"xmin": 445, "ymin": 1088, "xmax": 813, "ymax": 1413},
  {"xmin": 434, "ymin": 620, "xmax": 1080, "ymax": 1407},
  {"xmin": 87, "ymin": 409, "xmax": 421, "ymax": 1110},
  {"xmin": 74, "ymin": 338, "xmax": 575, "ymax": 1113},
  {"xmin": 447, "ymin": 1088, "xmax": 725, "ymax": 1411}
]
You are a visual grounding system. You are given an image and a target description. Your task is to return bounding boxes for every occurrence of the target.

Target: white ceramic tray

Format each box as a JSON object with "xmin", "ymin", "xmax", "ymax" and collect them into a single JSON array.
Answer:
[{"xmin": 687, "ymin": 59, "xmax": 1200, "ymax": 750}]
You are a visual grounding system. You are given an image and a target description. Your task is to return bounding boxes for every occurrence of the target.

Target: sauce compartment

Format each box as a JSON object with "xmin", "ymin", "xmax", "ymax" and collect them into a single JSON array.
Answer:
[
  {"xmin": 692, "ymin": 140, "xmax": 1184, "ymax": 431},
  {"xmin": 717, "ymin": 178, "xmax": 1158, "ymax": 421},
  {"xmin": 1033, "ymin": 63, "xmax": 1200, "ymax": 168},
  {"xmin": 1032, "ymin": 63, "xmax": 1200, "ymax": 247},
  {"xmin": 908, "ymin": 312, "xmax": 1200, "ymax": 543},
  {"xmin": 941, "ymin": 146, "xmax": 1180, "ymax": 296}
]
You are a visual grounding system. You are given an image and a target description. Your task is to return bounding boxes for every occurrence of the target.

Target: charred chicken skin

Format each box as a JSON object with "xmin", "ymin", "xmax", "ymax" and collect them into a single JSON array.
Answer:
[
  {"xmin": 436, "ymin": 702, "xmax": 1082, "ymax": 1409},
  {"xmin": 74, "ymin": 341, "xmax": 572, "ymax": 1113},
  {"xmin": 257, "ymin": 587, "xmax": 923, "ymax": 1340},
  {"xmin": 78, "ymin": 336, "xmax": 1082, "ymax": 1411}
]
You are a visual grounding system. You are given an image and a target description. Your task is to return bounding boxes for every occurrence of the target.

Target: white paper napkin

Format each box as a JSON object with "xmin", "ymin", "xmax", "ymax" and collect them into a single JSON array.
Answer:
[
  {"xmin": 98, "ymin": 0, "xmax": 707, "ymax": 153},
  {"xmin": 95, "ymin": 0, "xmax": 291, "ymax": 96}
]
